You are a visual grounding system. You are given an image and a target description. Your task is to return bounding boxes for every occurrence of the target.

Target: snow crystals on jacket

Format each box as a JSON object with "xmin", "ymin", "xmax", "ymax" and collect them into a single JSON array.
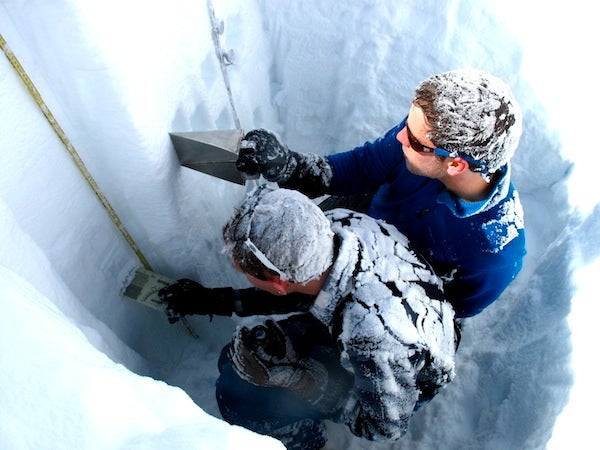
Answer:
[{"xmin": 310, "ymin": 209, "xmax": 456, "ymax": 441}]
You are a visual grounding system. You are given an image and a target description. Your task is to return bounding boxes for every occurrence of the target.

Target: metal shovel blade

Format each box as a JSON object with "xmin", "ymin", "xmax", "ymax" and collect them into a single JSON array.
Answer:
[{"xmin": 170, "ymin": 129, "xmax": 244, "ymax": 184}]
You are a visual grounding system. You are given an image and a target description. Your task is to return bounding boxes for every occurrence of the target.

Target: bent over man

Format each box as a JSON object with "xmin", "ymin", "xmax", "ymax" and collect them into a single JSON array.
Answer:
[{"xmin": 160, "ymin": 186, "xmax": 457, "ymax": 449}]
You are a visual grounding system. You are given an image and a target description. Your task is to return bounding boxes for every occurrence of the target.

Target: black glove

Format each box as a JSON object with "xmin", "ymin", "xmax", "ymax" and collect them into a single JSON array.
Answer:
[
  {"xmin": 236, "ymin": 129, "xmax": 297, "ymax": 182},
  {"xmin": 158, "ymin": 278, "xmax": 235, "ymax": 323},
  {"xmin": 229, "ymin": 319, "xmax": 327, "ymax": 398},
  {"xmin": 236, "ymin": 129, "xmax": 333, "ymax": 197}
]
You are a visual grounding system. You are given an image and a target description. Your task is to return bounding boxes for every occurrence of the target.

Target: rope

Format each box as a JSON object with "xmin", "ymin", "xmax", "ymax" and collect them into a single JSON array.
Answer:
[
  {"xmin": 0, "ymin": 32, "xmax": 152, "ymax": 271},
  {"xmin": 206, "ymin": 0, "xmax": 241, "ymax": 129}
]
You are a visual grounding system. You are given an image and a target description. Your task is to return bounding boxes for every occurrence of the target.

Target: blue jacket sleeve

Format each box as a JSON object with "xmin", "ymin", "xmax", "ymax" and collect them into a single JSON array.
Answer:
[{"xmin": 326, "ymin": 122, "xmax": 407, "ymax": 196}]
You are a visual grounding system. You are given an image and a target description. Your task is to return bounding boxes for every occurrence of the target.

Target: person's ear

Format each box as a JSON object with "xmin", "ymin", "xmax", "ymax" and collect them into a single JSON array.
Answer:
[
  {"xmin": 446, "ymin": 157, "xmax": 470, "ymax": 176},
  {"xmin": 271, "ymin": 277, "xmax": 289, "ymax": 296}
]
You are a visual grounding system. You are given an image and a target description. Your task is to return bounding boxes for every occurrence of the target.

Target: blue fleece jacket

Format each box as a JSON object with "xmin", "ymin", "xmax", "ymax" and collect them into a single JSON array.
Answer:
[{"xmin": 326, "ymin": 118, "xmax": 526, "ymax": 318}]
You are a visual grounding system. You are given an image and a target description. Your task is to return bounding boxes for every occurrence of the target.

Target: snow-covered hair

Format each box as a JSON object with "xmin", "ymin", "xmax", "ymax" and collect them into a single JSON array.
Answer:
[
  {"xmin": 414, "ymin": 69, "xmax": 522, "ymax": 175},
  {"xmin": 222, "ymin": 185, "xmax": 334, "ymax": 284}
]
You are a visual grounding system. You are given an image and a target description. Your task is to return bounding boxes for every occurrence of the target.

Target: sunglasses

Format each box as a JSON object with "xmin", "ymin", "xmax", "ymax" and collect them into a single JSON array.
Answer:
[
  {"xmin": 405, "ymin": 121, "xmax": 438, "ymax": 154},
  {"xmin": 404, "ymin": 119, "xmax": 486, "ymax": 173}
]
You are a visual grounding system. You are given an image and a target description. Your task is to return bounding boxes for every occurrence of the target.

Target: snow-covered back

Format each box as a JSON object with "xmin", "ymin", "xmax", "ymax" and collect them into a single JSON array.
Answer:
[
  {"xmin": 311, "ymin": 209, "xmax": 456, "ymax": 440},
  {"xmin": 0, "ymin": 0, "xmax": 598, "ymax": 449}
]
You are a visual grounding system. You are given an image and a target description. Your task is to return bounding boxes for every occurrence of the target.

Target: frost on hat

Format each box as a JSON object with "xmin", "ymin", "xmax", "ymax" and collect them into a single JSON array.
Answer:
[
  {"xmin": 417, "ymin": 69, "xmax": 522, "ymax": 174},
  {"xmin": 241, "ymin": 186, "xmax": 334, "ymax": 284}
]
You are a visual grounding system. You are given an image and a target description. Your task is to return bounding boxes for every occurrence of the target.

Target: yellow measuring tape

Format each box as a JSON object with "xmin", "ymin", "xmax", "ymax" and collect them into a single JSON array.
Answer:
[
  {"xmin": 1, "ymin": 33, "xmax": 199, "ymax": 338},
  {"xmin": 0, "ymin": 33, "xmax": 152, "ymax": 271}
]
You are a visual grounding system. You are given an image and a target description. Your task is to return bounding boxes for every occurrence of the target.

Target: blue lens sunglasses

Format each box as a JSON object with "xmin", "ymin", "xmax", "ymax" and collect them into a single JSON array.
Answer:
[{"xmin": 404, "ymin": 119, "xmax": 487, "ymax": 174}]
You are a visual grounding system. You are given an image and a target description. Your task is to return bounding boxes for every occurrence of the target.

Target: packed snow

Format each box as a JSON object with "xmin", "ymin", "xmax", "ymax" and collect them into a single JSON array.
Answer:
[{"xmin": 0, "ymin": 0, "xmax": 598, "ymax": 449}]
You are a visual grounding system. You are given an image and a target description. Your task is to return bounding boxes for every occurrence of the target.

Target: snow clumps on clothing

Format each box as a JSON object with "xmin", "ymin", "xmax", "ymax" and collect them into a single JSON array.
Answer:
[
  {"xmin": 240, "ymin": 186, "xmax": 334, "ymax": 284},
  {"xmin": 417, "ymin": 69, "xmax": 522, "ymax": 174},
  {"xmin": 311, "ymin": 209, "xmax": 456, "ymax": 440}
]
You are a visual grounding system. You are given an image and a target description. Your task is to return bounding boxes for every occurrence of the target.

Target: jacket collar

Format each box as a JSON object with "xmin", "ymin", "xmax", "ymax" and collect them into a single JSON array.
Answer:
[
  {"xmin": 310, "ymin": 226, "xmax": 357, "ymax": 326},
  {"xmin": 437, "ymin": 164, "xmax": 511, "ymax": 218}
]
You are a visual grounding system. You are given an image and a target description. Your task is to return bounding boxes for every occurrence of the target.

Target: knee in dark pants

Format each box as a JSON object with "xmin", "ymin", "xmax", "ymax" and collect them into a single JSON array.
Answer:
[
  {"xmin": 215, "ymin": 361, "xmax": 328, "ymax": 448},
  {"xmin": 217, "ymin": 343, "xmax": 231, "ymax": 374},
  {"xmin": 215, "ymin": 353, "xmax": 326, "ymax": 432},
  {"xmin": 270, "ymin": 419, "xmax": 327, "ymax": 450}
]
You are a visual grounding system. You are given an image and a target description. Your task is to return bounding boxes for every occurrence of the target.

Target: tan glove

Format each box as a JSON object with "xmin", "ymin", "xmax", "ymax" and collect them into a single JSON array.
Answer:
[{"xmin": 229, "ymin": 319, "xmax": 327, "ymax": 399}]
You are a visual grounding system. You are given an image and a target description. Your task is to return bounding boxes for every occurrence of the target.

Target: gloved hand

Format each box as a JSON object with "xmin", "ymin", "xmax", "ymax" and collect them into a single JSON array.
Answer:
[
  {"xmin": 229, "ymin": 319, "xmax": 327, "ymax": 398},
  {"xmin": 236, "ymin": 129, "xmax": 297, "ymax": 182},
  {"xmin": 158, "ymin": 278, "xmax": 235, "ymax": 323}
]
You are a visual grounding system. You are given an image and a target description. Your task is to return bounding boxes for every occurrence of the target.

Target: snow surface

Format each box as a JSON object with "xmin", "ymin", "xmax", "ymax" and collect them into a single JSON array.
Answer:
[{"xmin": 0, "ymin": 0, "xmax": 598, "ymax": 449}]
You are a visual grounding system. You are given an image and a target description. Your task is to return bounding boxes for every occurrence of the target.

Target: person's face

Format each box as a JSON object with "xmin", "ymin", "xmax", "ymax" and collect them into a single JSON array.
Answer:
[
  {"xmin": 231, "ymin": 258, "xmax": 284, "ymax": 295},
  {"xmin": 243, "ymin": 272, "xmax": 283, "ymax": 295},
  {"xmin": 396, "ymin": 104, "xmax": 447, "ymax": 179}
]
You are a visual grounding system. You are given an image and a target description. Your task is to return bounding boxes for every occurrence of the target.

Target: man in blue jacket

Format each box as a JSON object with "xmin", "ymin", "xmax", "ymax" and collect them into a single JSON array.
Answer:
[{"xmin": 236, "ymin": 69, "xmax": 526, "ymax": 318}]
